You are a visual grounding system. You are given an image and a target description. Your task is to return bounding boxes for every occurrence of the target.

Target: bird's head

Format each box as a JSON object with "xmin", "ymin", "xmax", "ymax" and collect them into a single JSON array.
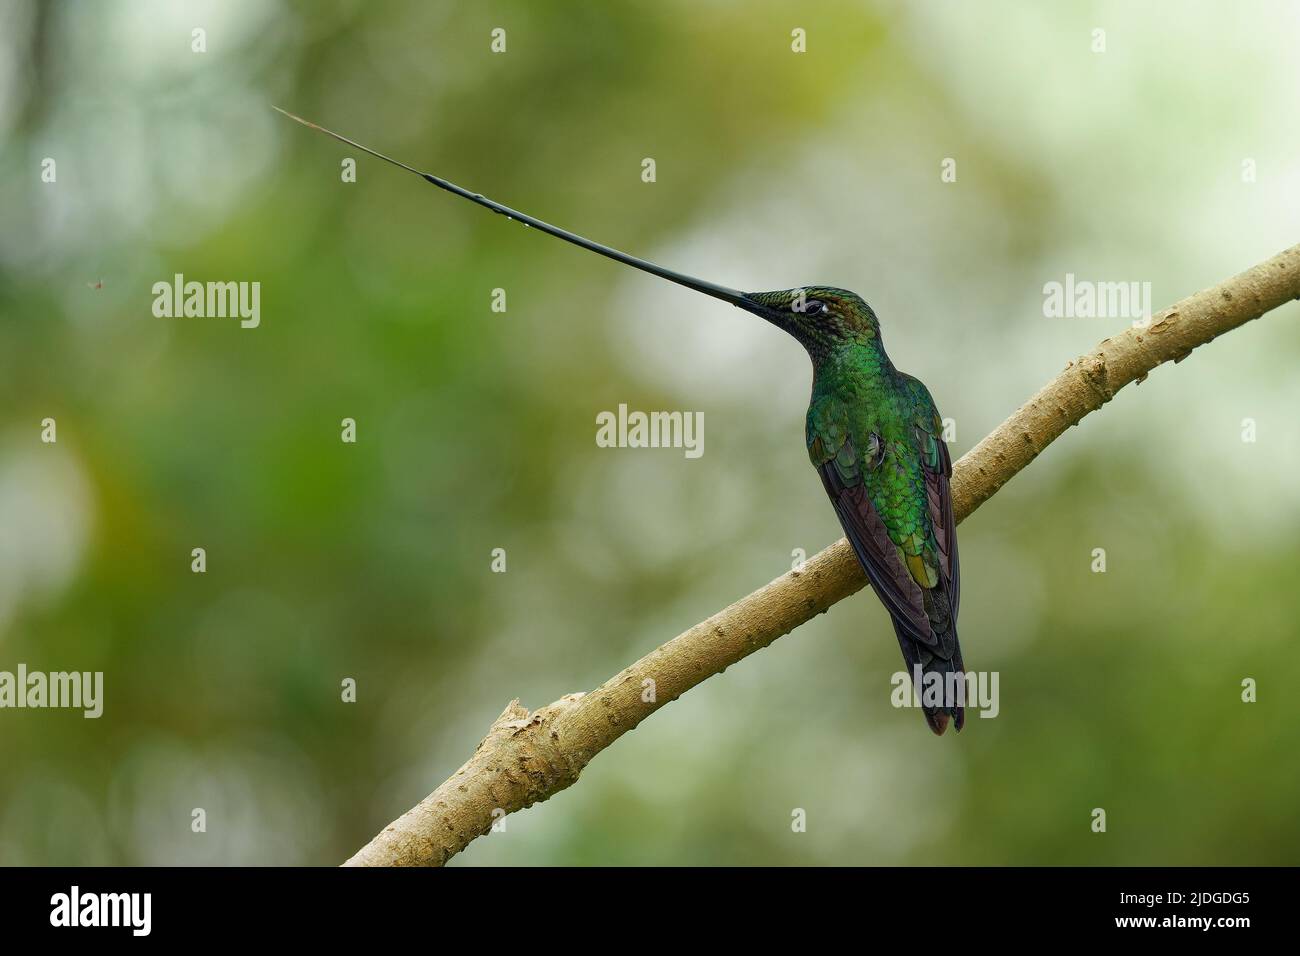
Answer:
[{"xmin": 740, "ymin": 287, "xmax": 881, "ymax": 355}]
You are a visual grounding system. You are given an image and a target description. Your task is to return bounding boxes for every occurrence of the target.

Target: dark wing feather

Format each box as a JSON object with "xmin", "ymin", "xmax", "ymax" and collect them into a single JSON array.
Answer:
[
  {"xmin": 922, "ymin": 411, "xmax": 959, "ymax": 616},
  {"xmin": 815, "ymin": 452, "xmax": 938, "ymax": 647}
]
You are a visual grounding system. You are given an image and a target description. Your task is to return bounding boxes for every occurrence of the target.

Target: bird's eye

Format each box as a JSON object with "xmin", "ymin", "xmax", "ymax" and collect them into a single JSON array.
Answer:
[{"xmin": 799, "ymin": 299, "xmax": 827, "ymax": 316}]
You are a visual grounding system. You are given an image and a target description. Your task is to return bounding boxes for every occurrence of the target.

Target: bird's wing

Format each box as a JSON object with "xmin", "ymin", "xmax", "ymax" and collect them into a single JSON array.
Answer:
[
  {"xmin": 909, "ymin": 381, "xmax": 960, "ymax": 617},
  {"xmin": 808, "ymin": 397, "xmax": 938, "ymax": 646}
]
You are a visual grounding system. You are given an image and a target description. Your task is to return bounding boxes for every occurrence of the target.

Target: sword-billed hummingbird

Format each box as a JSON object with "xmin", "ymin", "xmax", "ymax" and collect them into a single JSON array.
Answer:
[{"xmin": 275, "ymin": 108, "xmax": 966, "ymax": 734}]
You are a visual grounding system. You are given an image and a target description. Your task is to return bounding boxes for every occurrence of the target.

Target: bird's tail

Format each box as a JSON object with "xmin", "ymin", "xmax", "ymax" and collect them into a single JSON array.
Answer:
[{"xmin": 892, "ymin": 618, "xmax": 966, "ymax": 735}]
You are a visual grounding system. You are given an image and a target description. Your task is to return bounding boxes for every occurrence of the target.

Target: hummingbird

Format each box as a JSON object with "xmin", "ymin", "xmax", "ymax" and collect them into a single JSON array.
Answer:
[{"xmin": 275, "ymin": 108, "xmax": 966, "ymax": 734}]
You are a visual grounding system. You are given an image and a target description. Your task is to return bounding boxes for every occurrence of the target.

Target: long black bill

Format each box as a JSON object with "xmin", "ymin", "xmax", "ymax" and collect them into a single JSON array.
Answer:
[{"xmin": 273, "ymin": 107, "xmax": 760, "ymax": 313}]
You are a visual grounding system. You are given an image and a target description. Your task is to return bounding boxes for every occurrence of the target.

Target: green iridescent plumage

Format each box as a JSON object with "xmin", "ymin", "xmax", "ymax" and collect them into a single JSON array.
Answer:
[{"xmin": 748, "ymin": 287, "xmax": 964, "ymax": 734}]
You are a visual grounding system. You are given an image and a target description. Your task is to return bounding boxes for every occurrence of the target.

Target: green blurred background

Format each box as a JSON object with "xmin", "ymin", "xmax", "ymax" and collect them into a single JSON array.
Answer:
[{"xmin": 1, "ymin": 0, "xmax": 1297, "ymax": 866}]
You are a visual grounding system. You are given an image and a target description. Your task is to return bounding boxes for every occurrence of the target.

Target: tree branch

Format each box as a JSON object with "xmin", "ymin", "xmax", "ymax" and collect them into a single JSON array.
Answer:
[{"xmin": 344, "ymin": 244, "xmax": 1300, "ymax": 867}]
